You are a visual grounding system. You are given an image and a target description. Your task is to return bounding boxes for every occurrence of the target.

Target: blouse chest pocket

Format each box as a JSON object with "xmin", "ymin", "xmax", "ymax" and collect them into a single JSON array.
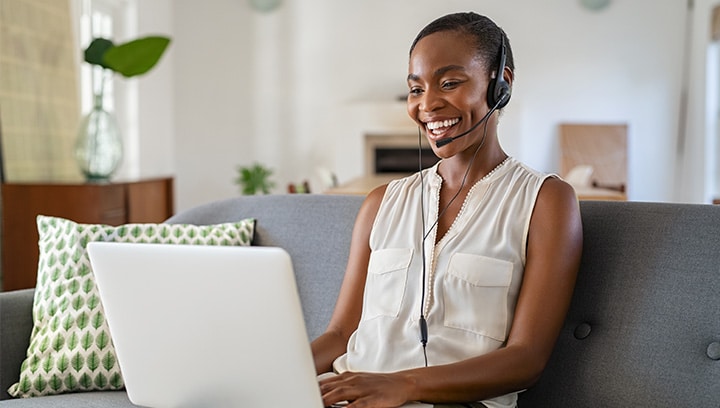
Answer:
[
  {"xmin": 362, "ymin": 248, "xmax": 412, "ymax": 320},
  {"xmin": 442, "ymin": 253, "xmax": 513, "ymax": 342}
]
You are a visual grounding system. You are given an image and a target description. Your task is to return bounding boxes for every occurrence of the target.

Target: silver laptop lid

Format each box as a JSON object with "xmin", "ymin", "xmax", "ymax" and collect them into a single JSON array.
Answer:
[{"xmin": 88, "ymin": 242, "xmax": 323, "ymax": 408}]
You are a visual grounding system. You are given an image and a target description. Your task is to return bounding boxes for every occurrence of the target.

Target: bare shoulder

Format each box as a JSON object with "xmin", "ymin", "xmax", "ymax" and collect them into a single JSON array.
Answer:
[
  {"xmin": 535, "ymin": 176, "xmax": 581, "ymax": 219},
  {"xmin": 529, "ymin": 176, "xmax": 582, "ymax": 245},
  {"xmin": 349, "ymin": 184, "xmax": 389, "ymax": 237},
  {"xmin": 357, "ymin": 184, "xmax": 388, "ymax": 221}
]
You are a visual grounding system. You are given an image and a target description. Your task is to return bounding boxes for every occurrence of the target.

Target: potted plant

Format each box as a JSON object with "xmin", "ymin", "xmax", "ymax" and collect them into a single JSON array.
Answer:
[
  {"xmin": 75, "ymin": 36, "xmax": 171, "ymax": 181},
  {"xmin": 235, "ymin": 163, "xmax": 276, "ymax": 195}
]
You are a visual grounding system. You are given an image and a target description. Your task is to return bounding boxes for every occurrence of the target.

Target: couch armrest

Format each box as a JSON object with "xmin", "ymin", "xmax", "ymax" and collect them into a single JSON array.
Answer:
[{"xmin": 0, "ymin": 289, "xmax": 34, "ymax": 400}]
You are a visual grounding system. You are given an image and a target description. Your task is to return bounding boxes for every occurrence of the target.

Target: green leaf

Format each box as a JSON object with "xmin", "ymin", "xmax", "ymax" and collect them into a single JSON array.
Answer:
[
  {"xmin": 49, "ymin": 316, "xmax": 60, "ymax": 332},
  {"xmin": 72, "ymin": 295, "xmax": 85, "ymax": 311},
  {"xmin": 49, "ymin": 260, "xmax": 59, "ymax": 275},
  {"xmin": 54, "ymin": 283, "xmax": 64, "ymax": 298},
  {"xmin": 87, "ymin": 351, "xmax": 100, "ymax": 371},
  {"xmin": 79, "ymin": 373, "xmax": 93, "ymax": 389},
  {"xmin": 102, "ymin": 351, "xmax": 116, "ymax": 371},
  {"xmin": 68, "ymin": 332, "xmax": 79, "ymax": 350},
  {"xmin": 94, "ymin": 372, "xmax": 108, "ymax": 388},
  {"xmin": 77, "ymin": 311, "xmax": 89, "ymax": 329},
  {"xmin": 18, "ymin": 376, "xmax": 32, "ymax": 394},
  {"xmin": 103, "ymin": 36, "xmax": 171, "ymax": 78},
  {"xmin": 110, "ymin": 372, "xmax": 123, "ymax": 388},
  {"xmin": 48, "ymin": 300, "xmax": 59, "ymax": 316},
  {"xmin": 88, "ymin": 294, "xmax": 101, "ymax": 311},
  {"xmin": 39, "ymin": 337, "xmax": 50, "ymax": 353},
  {"xmin": 33, "ymin": 376, "xmax": 47, "ymax": 393},
  {"xmin": 52, "ymin": 333, "xmax": 65, "ymax": 352},
  {"xmin": 43, "ymin": 355, "xmax": 55, "ymax": 373},
  {"xmin": 68, "ymin": 279, "xmax": 80, "ymax": 295},
  {"xmin": 84, "ymin": 38, "xmax": 115, "ymax": 69},
  {"xmin": 57, "ymin": 354, "xmax": 70, "ymax": 373},
  {"xmin": 71, "ymin": 353, "xmax": 85, "ymax": 371},
  {"xmin": 81, "ymin": 332, "xmax": 94, "ymax": 350},
  {"xmin": 72, "ymin": 248, "xmax": 83, "ymax": 263},
  {"xmin": 95, "ymin": 330, "xmax": 110, "ymax": 350},
  {"xmin": 78, "ymin": 264, "xmax": 92, "ymax": 278},
  {"xmin": 50, "ymin": 374, "xmax": 63, "ymax": 392},
  {"xmin": 59, "ymin": 251, "xmax": 69, "ymax": 266},
  {"xmin": 64, "ymin": 374, "xmax": 78, "ymax": 390}
]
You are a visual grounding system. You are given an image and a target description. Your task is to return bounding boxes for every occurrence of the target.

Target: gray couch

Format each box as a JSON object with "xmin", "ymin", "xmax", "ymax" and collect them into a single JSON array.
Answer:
[{"xmin": 1, "ymin": 194, "xmax": 718, "ymax": 407}]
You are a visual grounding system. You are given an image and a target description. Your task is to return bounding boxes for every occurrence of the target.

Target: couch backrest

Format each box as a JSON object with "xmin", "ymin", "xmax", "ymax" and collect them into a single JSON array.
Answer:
[
  {"xmin": 169, "ymin": 196, "xmax": 720, "ymax": 407},
  {"xmin": 519, "ymin": 201, "xmax": 720, "ymax": 407},
  {"xmin": 166, "ymin": 194, "xmax": 364, "ymax": 340}
]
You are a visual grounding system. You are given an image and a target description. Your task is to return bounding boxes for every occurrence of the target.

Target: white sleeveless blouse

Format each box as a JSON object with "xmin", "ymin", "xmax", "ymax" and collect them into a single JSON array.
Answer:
[{"xmin": 333, "ymin": 157, "xmax": 552, "ymax": 408}]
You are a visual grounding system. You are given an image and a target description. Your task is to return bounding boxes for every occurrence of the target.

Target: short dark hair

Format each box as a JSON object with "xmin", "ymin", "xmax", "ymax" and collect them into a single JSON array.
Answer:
[{"xmin": 409, "ymin": 12, "xmax": 515, "ymax": 77}]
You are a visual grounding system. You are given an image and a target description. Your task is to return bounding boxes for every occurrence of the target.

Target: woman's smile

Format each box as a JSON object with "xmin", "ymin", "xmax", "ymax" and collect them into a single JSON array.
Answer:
[{"xmin": 426, "ymin": 117, "xmax": 461, "ymax": 136}]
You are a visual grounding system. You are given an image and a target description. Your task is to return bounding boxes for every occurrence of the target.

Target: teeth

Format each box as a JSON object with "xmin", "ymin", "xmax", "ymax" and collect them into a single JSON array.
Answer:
[{"xmin": 426, "ymin": 118, "xmax": 459, "ymax": 130}]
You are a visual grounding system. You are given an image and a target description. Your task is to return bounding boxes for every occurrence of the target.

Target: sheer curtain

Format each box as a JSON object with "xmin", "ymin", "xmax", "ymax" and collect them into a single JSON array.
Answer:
[{"xmin": 0, "ymin": 0, "xmax": 82, "ymax": 182}]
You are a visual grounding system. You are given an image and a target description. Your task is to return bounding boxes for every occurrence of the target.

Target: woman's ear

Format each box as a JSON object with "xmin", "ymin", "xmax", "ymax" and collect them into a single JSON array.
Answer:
[{"xmin": 503, "ymin": 67, "xmax": 514, "ymax": 88}]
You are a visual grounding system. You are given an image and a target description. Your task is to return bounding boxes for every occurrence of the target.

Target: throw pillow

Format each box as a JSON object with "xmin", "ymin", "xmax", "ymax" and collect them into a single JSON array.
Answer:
[{"xmin": 8, "ymin": 215, "xmax": 255, "ymax": 398}]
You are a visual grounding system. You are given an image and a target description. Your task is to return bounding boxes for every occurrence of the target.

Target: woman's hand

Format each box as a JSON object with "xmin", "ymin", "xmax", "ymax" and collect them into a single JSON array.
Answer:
[{"xmin": 319, "ymin": 371, "xmax": 416, "ymax": 408}]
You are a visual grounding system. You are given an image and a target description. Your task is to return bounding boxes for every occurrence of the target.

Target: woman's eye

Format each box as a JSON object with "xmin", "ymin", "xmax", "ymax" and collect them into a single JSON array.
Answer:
[
  {"xmin": 408, "ymin": 88, "xmax": 423, "ymax": 96},
  {"xmin": 442, "ymin": 81, "xmax": 460, "ymax": 89}
]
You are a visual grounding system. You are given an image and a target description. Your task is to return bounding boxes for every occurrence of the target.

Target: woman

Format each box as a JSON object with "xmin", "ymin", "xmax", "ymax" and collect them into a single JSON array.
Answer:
[{"xmin": 312, "ymin": 12, "xmax": 583, "ymax": 408}]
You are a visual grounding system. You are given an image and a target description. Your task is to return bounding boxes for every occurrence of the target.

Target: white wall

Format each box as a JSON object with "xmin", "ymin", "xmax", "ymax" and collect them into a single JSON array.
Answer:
[
  {"xmin": 142, "ymin": 0, "xmax": 699, "ymax": 211},
  {"xmin": 135, "ymin": 0, "xmax": 175, "ymax": 180}
]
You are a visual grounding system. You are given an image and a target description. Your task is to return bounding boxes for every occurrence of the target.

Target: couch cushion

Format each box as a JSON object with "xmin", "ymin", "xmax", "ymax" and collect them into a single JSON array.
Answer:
[
  {"xmin": 8, "ymin": 216, "xmax": 255, "ymax": 398},
  {"xmin": 0, "ymin": 391, "xmax": 133, "ymax": 407}
]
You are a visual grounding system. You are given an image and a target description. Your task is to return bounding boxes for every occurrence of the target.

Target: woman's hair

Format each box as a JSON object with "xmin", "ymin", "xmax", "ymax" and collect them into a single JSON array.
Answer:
[{"xmin": 409, "ymin": 12, "xmax": 515, "ymax": 76}]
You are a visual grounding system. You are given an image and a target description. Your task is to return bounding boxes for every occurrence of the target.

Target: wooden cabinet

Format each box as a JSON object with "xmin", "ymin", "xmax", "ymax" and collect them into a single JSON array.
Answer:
[{"xmin": 1, "ymin": 177, "xmax": 174, "ymax": 291}]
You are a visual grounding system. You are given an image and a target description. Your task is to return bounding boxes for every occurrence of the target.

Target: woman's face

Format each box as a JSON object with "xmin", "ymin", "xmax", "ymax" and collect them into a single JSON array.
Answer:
[{"xmin": 407, "ymin": 30, "xmax": 490, "ymax": 154}]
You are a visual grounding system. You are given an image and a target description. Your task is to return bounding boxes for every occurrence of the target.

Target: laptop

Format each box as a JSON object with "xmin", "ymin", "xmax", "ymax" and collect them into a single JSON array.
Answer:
[{"xmin": 87, "ymin": 242, "xmax": 328, "ymax": 408}]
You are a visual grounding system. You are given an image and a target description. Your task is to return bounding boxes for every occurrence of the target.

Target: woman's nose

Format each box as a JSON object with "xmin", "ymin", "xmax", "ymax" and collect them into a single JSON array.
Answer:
[{"xmin": 419, "ymin": 89, "xmax": 444, "ymax": 112}]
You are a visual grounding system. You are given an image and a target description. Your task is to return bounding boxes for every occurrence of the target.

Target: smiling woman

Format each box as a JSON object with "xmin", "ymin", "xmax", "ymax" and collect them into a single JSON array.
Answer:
[{"xmin": 312, "ymin": 11, "xmax": 583, "ymax": 408}]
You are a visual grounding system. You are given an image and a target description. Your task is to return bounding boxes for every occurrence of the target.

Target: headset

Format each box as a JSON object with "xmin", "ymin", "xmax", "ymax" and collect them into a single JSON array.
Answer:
[
  {"xmin": 487, "ymin": 33, "xmax": 511, "ymax": 110},
  {"xmin": 417, "ymin": 31, "xmax": 511, "ymax": 366}
]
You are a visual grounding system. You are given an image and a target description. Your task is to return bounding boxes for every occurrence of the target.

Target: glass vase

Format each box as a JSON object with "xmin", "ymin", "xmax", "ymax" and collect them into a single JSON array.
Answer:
[{"xmin": 75, "ymin": 93, "xmax": 123, "ymax": 181}]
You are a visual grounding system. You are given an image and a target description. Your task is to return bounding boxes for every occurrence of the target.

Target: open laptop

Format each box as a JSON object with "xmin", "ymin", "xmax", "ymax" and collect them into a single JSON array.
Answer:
[{"xmin": 87, "ymin": 242, "xmax": 329, "ymax": 408}]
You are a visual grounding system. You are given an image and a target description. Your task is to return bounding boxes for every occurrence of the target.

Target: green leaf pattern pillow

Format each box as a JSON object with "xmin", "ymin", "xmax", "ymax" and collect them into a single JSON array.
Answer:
[{"xmin": 8, "ymin": 215, "xmax": 255, "ymax": 398}]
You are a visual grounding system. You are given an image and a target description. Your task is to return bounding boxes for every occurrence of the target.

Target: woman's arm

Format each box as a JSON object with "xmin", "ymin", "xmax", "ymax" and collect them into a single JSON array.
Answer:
[
  {"xmin": 320, "ymin": 178, "xmax": 583, "ymax": 407},
  {"xmin": 311, "ymin": 185, "xmax": 387, "ymax": 374}
]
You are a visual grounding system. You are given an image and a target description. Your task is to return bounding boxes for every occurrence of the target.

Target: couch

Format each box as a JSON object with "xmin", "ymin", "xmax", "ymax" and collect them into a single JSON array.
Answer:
[{"xmin": 1, "ymin": 194, "xmax": 718, "ymax": 407}]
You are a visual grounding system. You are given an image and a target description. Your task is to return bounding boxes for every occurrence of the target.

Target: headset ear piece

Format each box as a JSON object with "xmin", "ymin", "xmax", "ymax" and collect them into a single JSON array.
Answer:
[
  {"xmin": 486, "ymin": 72, "xmax": 511, "ymax": 110},
  {"xmin": 487, "ymin": 33, "xmax": 511, "ymax": 109},
  {"xmin": 495, "ymin": 79, "xmax": 511, "ymax": 108}
]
